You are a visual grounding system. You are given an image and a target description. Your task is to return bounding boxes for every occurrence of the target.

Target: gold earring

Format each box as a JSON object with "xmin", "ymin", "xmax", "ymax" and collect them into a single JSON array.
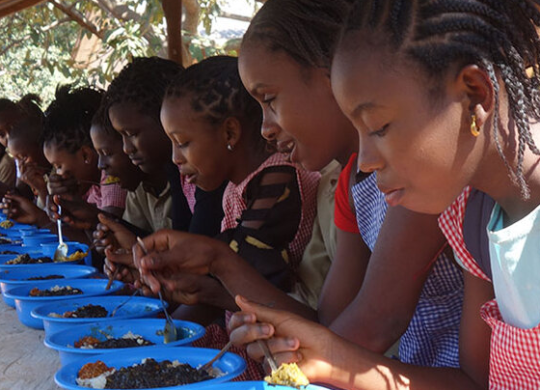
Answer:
[{"xmin": 470, "ymin": 114, "xmax": 480, "ymax": 137}]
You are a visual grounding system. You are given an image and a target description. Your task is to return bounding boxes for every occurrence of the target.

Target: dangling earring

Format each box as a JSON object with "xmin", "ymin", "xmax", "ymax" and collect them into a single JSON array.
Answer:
[
  {"xmin": 470, "ymin": 114, "xmax": 480, "ymax": 137},
  {"xmin": 227, "ymin": 144, "xmax": 233, "ymax": 151}
]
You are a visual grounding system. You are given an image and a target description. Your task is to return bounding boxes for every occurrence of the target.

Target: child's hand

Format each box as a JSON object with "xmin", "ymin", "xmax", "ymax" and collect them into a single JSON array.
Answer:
[
  {"xmin": 1, "ymin": 193, "xmax": 49, "ymax": 226},
  {"xmin": 104, "ymin": 247, "xmax": 140, "ymax": 286},
  {"xmin": 47, "ymin": 173, "xmax": 79, "ymax": 196},
  {"xmin": 133, "ymin": 230, "xmax": 229, "ymax": 294},
  {"xmin": 94, "ymin": 214, "xmax": 136, "ymax": 254},
  {"xmin": 229, "ymin": 295, "xmax": 337, "ymax": 381},
  {"xmin": 159, "ymin": 272, "xmax": 235, "ymax": 309},
  {"xmin": 19, "ymin": 162, "xmax": 48, "ymax": 195},
  {"xmin": 51, "ymin": 194, "xmax": 99, "ymax": 230}
]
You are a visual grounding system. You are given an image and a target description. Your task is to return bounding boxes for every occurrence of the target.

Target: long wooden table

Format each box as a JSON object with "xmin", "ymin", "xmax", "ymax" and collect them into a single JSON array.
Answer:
[{"xmin": 0, "ymin": 300, "xmax": 62, "ymax": 390}]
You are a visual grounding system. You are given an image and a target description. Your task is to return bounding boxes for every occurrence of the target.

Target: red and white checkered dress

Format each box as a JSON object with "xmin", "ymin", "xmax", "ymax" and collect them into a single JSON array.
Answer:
[
  {"xmin": 439, "ymin": 186, "xmax": 540, "ymax": 389},
  {"xmin": 221, "ymin": 152, "xmax": 320, "ymax": 268},
  {"xmin": 84, "ymin": 171, "xmax": 127, "ymax": 210},
  {"xmin": 180, "ymin": 172, "xmax": 197, "ymax": 214}
]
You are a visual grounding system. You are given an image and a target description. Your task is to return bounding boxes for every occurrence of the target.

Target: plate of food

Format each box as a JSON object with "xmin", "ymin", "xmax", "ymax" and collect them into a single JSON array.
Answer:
[
  {"xmin": 55, "ymin": 347, "xmax": 246, "ymax": 390},
  {"xmin": 0, "ymin": 264, "xmax": 97, "ymax": 307},
  {"xmin": 32, "ymin": 295, "xmax": 164, "ymax": 336},
  {"xmin": 45, "ymin": 318, "xmax": 206, "ymax": 366},
  {"xmin": 4, "ymin": 279, "xmax": 124, "ymax": 329}
]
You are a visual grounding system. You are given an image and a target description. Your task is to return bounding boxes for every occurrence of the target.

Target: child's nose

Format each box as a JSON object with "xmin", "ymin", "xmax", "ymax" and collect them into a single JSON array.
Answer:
[
  {"xmin": 97, "ymin": 155, "xmax": 107, "ymax": 170},
  {"xmin": 261, "ymin": 113, "xmax": 280, "ymax": 142},
  {"xmin": 122, "ymin": 138, "xmax": 135, "ymax": 156},
  {"xmin": 357, "ymin": 138, "xmax": 383, "ymax": 174},
  {"xmin": 172, "ymin": 148, "xmax": 185, "ymax": 166}
]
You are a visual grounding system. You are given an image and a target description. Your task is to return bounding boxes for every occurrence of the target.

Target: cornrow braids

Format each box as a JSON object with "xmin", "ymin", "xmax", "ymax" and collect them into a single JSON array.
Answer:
[
  {"xmin": 344, "ymin": 0, "xmax": 540, "ymax": 198},
  {"xmin": 104, "ymin": 57, "xmax": 184, "ymax": 124},
  {"xmin": 43, "ymin": 85, "xmax": 103, "ymax": 154},
  {"xmin": 242, "ymin": 0, "xmax": 354, "ymax": 70},
  {"xmin": 166, "ymin": 55, "xmax": 267, "ymax": 154}
]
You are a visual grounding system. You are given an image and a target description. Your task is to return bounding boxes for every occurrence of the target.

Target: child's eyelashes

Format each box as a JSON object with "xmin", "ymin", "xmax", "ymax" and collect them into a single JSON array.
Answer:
[
  {"xmin": 262, "ymin": 95, "xmax": 276, "ymax": 109},
  {"xmin": 370, "ymin": 124, "xmax": 390, "ymax": 138}
]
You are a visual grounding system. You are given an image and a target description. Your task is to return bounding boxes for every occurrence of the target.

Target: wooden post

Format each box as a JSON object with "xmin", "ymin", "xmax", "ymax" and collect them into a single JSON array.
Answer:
[{"xmin": 162, "ymin": 0, "xmax": 183, "ymax": 65}]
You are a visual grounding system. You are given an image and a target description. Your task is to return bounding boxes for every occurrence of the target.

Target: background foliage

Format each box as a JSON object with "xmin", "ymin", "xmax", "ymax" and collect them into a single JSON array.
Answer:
[{"xmin": 0, "ymin": 0, "xmax": 255, "ymax": 105}]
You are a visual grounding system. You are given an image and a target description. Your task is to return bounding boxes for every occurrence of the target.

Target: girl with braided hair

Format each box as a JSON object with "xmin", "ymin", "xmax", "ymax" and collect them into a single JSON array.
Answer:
[
  {"xmin": 134, "ymin": 55, "xmax": 319, "ymax": 380},
  {"xmin": 229, "ymin": 0, "xmax": 540, "ymax": 389},
  {"xmin": 43, "ymin": 85, "xmax": 127, "ymax": 230},
  {"xmin": 100, "ymin": 56, "xmax": 226, "ymax": 288}
]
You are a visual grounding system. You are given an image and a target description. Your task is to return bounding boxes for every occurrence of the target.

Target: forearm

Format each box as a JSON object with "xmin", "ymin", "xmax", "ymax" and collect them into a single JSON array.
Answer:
[
  {"xmin": 323, "ymin": 337, "xmax": 484, "ymax": 390},
  {"xmin": 212, "ymin": 249, "xmax": 317, "ymax": 320}
]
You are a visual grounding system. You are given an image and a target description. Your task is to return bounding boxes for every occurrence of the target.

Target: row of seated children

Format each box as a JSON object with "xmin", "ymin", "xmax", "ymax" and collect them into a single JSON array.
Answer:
[{"xmin": 131, "ymin": 0, "xmax": 465, "ymax": 383}]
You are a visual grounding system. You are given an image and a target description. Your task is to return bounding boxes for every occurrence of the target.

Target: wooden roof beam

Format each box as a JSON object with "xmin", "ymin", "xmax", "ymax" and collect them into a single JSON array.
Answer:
[{"xmin": 0, "ymin": 0, "xmax": 45, "ymax": 18}]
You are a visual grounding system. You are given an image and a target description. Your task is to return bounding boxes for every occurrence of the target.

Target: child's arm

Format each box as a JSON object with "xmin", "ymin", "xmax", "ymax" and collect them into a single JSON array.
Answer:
[
  {"xmin": 327, "ymin": 206, "xmax": 452, "ymax": 354},
  {"xmin": 229, "ymin": 294, "xmax": 490, "ymax": 390}
]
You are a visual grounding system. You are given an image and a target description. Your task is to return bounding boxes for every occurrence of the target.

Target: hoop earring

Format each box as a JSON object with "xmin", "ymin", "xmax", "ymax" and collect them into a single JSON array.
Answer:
[
  {"xmin": 227, "ymin": 144, "xmax": 233, "ymax": 151},
  {"xmin": 470, "ymin": 114, "xmax": 480, "ymax": 137}
]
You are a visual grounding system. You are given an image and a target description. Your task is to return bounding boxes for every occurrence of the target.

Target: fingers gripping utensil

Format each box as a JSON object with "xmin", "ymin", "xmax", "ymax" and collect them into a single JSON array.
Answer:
[
  {"xmin": 257, "ymin": 339, "xmax": 279, "ymax": 372},
  {"xmin": 136, "ymin": 236, "xmax": 178, "ymax": 344},
  {"xmin": 53, "ymin": 205, "xmax": 68, "ymax": 262}
]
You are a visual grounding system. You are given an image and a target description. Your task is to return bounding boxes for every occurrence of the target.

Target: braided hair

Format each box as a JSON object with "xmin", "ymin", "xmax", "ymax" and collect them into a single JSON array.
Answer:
[
  {"xmin": 242, "ymin": 0, "xmax": 353, "ymax": 70},
  {"xmin": 165, "ymin": 55, "xmax": 267, "ymax": 154},
  {"xmin": 42, "ymin": 85, "xmax": 103, "ymax": 154},
  {"xmin": 104, "ymin": 57, "xmax": 184, "ymax": 124},
  {"xmin": 343, "ymin": 0, "xmax": 540, "ymax": 198},
  {"xmin": 0, "ymin": 94, "xmax": 43, "ymax": 129}
]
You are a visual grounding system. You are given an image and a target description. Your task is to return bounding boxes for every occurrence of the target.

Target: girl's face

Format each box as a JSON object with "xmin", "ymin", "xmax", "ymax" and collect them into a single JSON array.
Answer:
[
  {"xmin": 7, "ymin": 137, "xmax": 49, "ymax": 169},
  {"xmin": 43, "ymin": 142, "xmax": 97, "ymax": 183},
  {"xmin": 161, "ymin": 97, "xmax": 231, "ymax": 191},
  {"xmin": 109, "ymin": 102, "xmax": 172, "ymax": 174},
  {"xmin": 331, "ymin": 36, "xmax": 485, "ymax": 214},
  {"xmin": 90, "ymin": 124, "xmax": 142, "ymax": 191},
  {"xmin": 239, "ymin": 44, "xmax": 357, "ymax": 171}
]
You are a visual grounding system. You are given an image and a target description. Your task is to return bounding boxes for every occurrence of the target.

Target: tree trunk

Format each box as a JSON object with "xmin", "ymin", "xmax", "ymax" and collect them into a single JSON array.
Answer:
[{"xmin": 162, "ymin": 0, "xmax": 183, "ymax": 65}]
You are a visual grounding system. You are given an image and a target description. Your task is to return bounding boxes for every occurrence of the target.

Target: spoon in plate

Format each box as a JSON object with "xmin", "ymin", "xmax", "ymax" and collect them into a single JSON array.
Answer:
[
  {"xmin": 136, "ymin": 236, "xmax": 178, "ymax": 344},
  {"xmin": 53, "ymin": 205, "xmax": 68, "ymax": 262}
]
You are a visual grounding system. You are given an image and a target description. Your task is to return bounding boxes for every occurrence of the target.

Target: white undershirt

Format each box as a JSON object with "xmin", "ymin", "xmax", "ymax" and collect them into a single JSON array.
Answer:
[{"xmin": 488, "ymin": 203, "xmax": 540, "ymax": 329}]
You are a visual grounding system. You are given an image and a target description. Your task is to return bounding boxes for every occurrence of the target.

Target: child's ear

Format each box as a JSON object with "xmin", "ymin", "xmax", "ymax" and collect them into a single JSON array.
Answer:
[
  {"xmin": 223, "ymin": 117, "xmax": 242, "ymax": 149},
  {"xmin": 80, "ymin": 145, "xmax": 96, "ymax": 165},
  {"xmin": 456, "ymin": 64, "xmax": 494, "ymax": 128}
]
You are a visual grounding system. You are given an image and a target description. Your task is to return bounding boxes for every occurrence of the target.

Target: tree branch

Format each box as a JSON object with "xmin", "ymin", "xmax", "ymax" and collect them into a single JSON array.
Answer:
[{"xmin": 48, "ymin": 0, "xmax": 104, "ymax": 39}]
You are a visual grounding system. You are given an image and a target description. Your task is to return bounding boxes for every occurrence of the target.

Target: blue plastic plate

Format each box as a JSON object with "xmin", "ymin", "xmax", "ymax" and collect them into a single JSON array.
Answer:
[
  {"xmin": 4, "ymin": 279, "xmax": 124, "ymax": 329},
  {"xmin": 45, "ymin": 318, "xmax": 206, "ymax": 366},
  {"xmin": 197, "ymin": 381, "xmax": 331, "ymax": 390},
  {"xmin": 55, "ymin": 347, "xmax": 246, "ymax": 390},
  {"xmin": 0, "ymin": 264, "xmax": 97, "ymax": 307},
  {"xmin": 32, "ymin": 295, "xmax": 163, "ymax": 336}
]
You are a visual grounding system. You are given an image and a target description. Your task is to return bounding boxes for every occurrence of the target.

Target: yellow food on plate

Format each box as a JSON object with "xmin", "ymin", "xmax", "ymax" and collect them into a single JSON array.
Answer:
[
  {"xmin": 264, "ymin": 363, "xmax": 310, "ymax": 388},
  {"xmin": 66, "ymin": 250, "xmax": 87, "ymax": 261},
  {"xmin": 0, "ymin": 220, "xmax": 14, "ymax": 229}
]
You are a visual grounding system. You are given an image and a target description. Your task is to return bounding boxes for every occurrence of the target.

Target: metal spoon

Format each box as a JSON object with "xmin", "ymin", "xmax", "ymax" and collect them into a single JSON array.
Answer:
[
  {"xmin": 257, "ymin": 339, "xmax": 279, "ymax": 372},
  {"xmin": 136, "ymin": 236, "xmax": 178, "ymax": 344},
  {"xmin": 53, "ymin": 205, "xmax": 68, "ymax": 262},
  {"xmin": 109, "ymin": 289, "xmax": 140, "ymax": 317},
  {"xmin": 199, "ymin": 340, "xmax": 233, "ymax": 372}
]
